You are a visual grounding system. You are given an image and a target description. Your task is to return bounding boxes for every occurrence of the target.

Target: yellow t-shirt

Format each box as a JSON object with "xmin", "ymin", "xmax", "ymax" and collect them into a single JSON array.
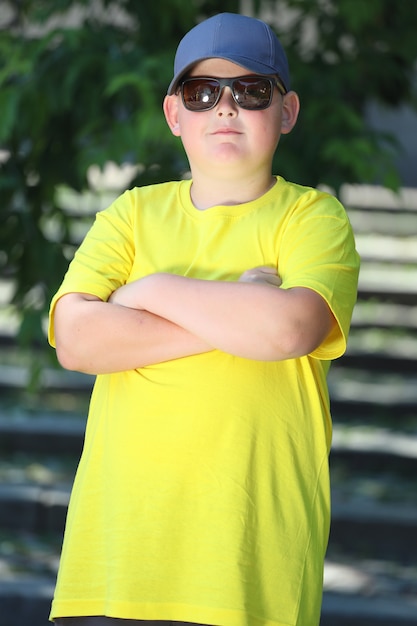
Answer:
[{"xmin": 49, "ymin": 177, "xmax": 359, "ymax": 626}]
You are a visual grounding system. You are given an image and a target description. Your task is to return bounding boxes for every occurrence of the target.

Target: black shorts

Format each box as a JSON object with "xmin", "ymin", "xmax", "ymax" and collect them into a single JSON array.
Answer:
[{"xmin": 54, "ymin": 615, "xmax": 207, "ymax": 626}]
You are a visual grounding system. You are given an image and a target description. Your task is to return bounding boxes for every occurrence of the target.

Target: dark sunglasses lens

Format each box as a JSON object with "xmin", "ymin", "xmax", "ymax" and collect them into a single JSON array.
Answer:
[
  {"xmin": 233, "ymin": 77, "xmax": 272, "ymax": 110},
  {"xmin": 182, "ymin": 79, "xmax": 220, "ymax": 111},
  {"xmin": 181, "ymin": 76, "xmax": 274, "ymax": 111}
]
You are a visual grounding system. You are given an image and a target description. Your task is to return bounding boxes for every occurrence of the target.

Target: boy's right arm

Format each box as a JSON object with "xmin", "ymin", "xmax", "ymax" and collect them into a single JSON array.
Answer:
[{"xmin": 53, "ymin": 293, "xmax": 213, "ymax": 375}]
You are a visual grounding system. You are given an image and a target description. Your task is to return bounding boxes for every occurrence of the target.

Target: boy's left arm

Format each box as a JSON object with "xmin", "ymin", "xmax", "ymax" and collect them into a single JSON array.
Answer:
[{"xmin": 109, "ymin": 267, "xmax": 334, "ymax": 362}]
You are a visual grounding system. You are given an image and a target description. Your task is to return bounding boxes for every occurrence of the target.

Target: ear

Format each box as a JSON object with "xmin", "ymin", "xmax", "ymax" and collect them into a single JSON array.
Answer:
[
  {"xmin": 281, "ymin": 91, "xmax": 300, "ymax": 135},
  {"xmin": 163, "ymin": 94, "xmax": 181, "ymax": 136}
]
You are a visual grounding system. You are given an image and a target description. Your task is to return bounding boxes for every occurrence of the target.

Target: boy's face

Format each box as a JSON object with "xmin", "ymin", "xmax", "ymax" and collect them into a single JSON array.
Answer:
[{"xmin": 164, "ymin": 58, "xmax": 299, "ymax": 180}]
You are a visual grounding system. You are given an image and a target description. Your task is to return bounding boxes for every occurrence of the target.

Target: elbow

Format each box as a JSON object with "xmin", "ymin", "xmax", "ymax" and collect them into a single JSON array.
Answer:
[
  {"xmin": 236, "ymin": 330, "xmax": 299, "ymax": 362},
  {"xmin": 55, "ymin": 326, "xmax": 92, "ymax": 373},
  {"xmin": 54, "ymin": 321, "xmax": 81, "ymax": 371},
  {"xmin": 255, "ymin": 288, "xmax": 334, "ymax": 361},
  {"xmin": 55, "ymin": 340, "xmax": 99, "ymax": 375},
  {"xmin": 265, "ymin": 331, "xmax": 302, "ymax": 361},
  {"xmin": 263, "ymin": 323, "xmax": 328, "ymax": 362},
  {"xmin": 53, "ymin": 294, "xmax": 98, "ymax": 373},
  {"xmin": 55, "ymin": 341, "xmax": 83, "ymax": 372}
]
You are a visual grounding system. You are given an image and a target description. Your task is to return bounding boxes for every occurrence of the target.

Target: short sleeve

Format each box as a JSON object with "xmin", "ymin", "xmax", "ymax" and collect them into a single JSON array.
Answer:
[
  {"xmin": 48, "ymin": 190, "xmax": 136, "ymax": 347},
  {"xmin": 279, "ymin": 189, "xmax": 360, "ymax": 360}
]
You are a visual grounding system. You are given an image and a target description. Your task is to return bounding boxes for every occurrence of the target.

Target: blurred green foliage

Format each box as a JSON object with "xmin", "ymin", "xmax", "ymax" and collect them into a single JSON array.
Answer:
[
  {"xmin": 0, "ymin": 0, "xmax": 416, "ymax": 386},
  {"xmin": 275, "ymin": 0, "xmax": 417, "ymax": 188}
]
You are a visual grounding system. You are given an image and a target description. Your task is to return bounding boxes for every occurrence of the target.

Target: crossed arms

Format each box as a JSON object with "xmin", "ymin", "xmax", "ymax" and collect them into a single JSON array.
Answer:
[{"xmin": 53, "ymin": 267, "xmax": 334, "ymax": 375}]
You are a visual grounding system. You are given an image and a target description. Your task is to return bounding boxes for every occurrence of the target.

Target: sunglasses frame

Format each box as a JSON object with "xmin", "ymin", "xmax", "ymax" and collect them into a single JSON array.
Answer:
[{"xmin": 179, "ymin": 75, "xmax": 287, "ymax": 112}]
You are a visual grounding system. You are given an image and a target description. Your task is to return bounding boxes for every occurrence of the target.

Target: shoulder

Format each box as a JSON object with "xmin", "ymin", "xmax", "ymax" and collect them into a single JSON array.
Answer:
[
  {"xmin": 95, "ymin": 180, "xmax": 185, "ymax": 226},
  {"xmin": 105, "ymin": 180, "xmax": 183, "ymax": 208},
  {"xmin": 276, "ymin": 177, "xmax": 347, "ymax": 220}
]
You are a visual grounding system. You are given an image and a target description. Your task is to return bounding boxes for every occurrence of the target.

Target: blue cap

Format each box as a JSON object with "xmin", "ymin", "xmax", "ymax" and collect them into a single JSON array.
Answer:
[{"xmin": 167, "ymin": 13, "xmax": 290, "ymax": 95}]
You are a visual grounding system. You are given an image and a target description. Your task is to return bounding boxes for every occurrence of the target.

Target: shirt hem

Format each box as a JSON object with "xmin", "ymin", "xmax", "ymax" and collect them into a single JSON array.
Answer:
[{"xmin": 50, "ymin": 599, "xmax": 296, "ymax": 626}]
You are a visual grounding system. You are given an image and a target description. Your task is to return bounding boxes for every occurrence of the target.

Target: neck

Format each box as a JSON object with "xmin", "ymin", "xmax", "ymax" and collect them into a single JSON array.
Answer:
[{"xmin": 190, "ymin": 173, "xmax": 277, "ymax": 210}]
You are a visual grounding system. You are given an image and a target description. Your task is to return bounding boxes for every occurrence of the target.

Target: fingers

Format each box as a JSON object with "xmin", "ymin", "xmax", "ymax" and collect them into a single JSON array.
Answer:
[{"xmin": 239, "ymin": 266, "xmax": 282, "ymax": 287}]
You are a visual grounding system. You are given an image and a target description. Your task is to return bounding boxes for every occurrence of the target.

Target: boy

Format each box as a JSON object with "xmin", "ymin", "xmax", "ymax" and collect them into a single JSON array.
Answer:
[{"xmin": 49, "ymin": 12, "xmax": 359, "ymax": 626}]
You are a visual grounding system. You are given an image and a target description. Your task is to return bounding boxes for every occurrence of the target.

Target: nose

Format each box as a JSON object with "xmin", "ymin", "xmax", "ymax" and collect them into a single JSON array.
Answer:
[{"xmin": 216, "ymin": 86, "xmax": 238, "ymax": 116}]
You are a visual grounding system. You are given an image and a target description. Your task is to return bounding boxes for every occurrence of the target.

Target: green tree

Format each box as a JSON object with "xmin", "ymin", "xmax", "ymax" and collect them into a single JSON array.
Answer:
[
  {"xmin": 272, "ymin": 0, "xmax": 417, "ymax": 189},
  {"xmin": 0, "ymin": 0, "xmax": 242, "ymax": 388},
  {"xmin": 0, "ymin": 0, "xmax": 416, "ymax": 389}
]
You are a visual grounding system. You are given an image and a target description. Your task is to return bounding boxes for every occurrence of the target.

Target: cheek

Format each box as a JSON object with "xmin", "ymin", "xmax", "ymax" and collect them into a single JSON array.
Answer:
[
  {"xmin": 261, "ymin": 110, "xmax": 282, "ymax": 145},
  {"xmin": 176, "ymin": 118, "xmax": 203, "ymax": 157},
  {"xmin": 254, "ymin": 117, "xmax": 281, "ymax": 149},
  {"xmin": 245, "ymin": 104, "xmax": 280, "ymax": 131},
  {"xmin": 176, "ymin": 109, "xmax": 197, "ymax": 137},
  {"xmin": 178, "ymin": 110, "xmax": 207, "ymax": 144}
]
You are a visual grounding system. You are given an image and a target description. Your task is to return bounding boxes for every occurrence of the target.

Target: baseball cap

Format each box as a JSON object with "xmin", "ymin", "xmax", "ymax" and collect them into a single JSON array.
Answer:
[{"xmin": 167, "ymin": 13, "xmax": 290, "ymax": 95}]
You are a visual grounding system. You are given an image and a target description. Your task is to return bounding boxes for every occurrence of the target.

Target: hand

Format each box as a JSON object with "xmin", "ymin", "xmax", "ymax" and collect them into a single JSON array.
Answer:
[
  {"xmin": 238, "ymin": 266, "xmax": 282, "ymax": 287},
  {"xmin": 108, "ymin": 280, "xmax": 145, "ymax": 309}
]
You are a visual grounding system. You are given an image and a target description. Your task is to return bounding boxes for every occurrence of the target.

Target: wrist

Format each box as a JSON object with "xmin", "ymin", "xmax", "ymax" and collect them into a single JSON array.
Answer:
[
  {"xmin": 110, "ymin": 279, "xmax": 148, "ymax": 310},
  {"xmin": 137, "ymin": 273, "xmax": 167, "ymax": 312}
]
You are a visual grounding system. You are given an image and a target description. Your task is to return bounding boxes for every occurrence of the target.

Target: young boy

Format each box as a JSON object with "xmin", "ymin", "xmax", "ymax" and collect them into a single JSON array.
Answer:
[{"xmin": 49, "ymin": 12, "xmax": 359, "ymax": 626}]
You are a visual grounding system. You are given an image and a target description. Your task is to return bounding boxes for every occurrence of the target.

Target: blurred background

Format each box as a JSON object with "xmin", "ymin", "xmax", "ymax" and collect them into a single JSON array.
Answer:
[{"xmin": 0, "ymin": 0, "xmax": 416, "ymax": 624}]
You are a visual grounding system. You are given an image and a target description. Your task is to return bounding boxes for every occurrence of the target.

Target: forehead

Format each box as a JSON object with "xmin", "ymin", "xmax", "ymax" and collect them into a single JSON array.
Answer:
[{"xmin": 188, "ymin": 58, "xmax": 253, "ymax": 77}]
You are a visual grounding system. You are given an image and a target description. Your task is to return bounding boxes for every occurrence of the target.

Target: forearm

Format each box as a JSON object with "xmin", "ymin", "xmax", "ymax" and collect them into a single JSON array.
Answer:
[
  {"xmin": 135, "ymin": 274, "xmax": 332, "ymax": 361},
  {"xmin": 53, "ymin": 293, "xmax": 212, "ymax": 374}
]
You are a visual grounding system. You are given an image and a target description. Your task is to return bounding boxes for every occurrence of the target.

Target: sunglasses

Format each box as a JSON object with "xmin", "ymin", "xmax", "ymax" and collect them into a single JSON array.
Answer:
[{"xmin": 179, "ymin": 75, "xmax": 287, "ymax": 112}]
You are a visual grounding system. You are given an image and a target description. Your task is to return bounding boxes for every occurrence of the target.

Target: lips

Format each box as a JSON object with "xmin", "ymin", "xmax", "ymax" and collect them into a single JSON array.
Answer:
[{"xmin": 212, "ymin": 127, "xmax": 241, "ymax": 135}]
